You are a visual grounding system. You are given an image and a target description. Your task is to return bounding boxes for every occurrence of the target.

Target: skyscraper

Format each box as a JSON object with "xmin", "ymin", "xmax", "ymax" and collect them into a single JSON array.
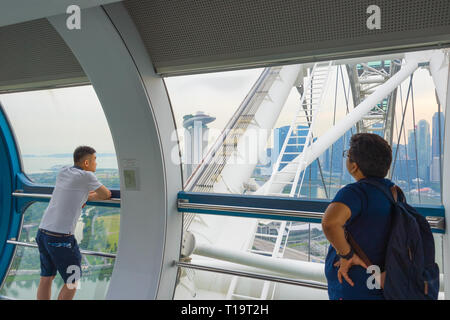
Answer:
[
  {"xmin": 431, "ymin": 112, "xmax": 444, "ymax": 182},
  {"xmin": 321, "ymin": 147, "xmax": 330, "ymax": 172},
  {"xmin": 330, "ymin": 134, "xmax": 344, "ymax": 175},
  {"xmin": 407, "ymin": 128, "xmax": 417, "ymax": 160},
  {"xmin": 371, "ymin": 122, "xmax": 384, "ymax": 138},
  {"xmin": 432, "ymin": 112, "xmax": 445, "ymax": 158},
  {"xmin": 273, "ymin": 125, "xmax": 307, "ymax": 170},
  {"xmin": 271, "ymin": 125, "xmax": 317, "ymax": 179},
  {"xmin": 416, "ymin": 119, "xmax": 431, "ymax": 183},
  {"xmin": 272, "ymin": 125, "xmax": 291, "ymax": 166}
]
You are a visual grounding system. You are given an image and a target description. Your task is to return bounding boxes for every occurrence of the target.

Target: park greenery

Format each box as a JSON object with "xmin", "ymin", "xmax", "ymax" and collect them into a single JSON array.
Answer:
[{"xmin": 0, "ymin": 170, "xmax": 120, "ymax": 299}]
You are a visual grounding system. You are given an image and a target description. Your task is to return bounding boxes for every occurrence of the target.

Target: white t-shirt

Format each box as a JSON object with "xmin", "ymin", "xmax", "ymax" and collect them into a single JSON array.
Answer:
[{"xmin": 39, "ymin": 165, "xmax": 103, "ymax": 235}]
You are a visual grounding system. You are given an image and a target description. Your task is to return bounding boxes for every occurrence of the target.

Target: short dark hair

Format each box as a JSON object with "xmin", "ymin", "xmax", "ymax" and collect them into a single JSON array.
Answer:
[
  {"xmin": 349, "ymin": 133, "xmax": 392, "ymax": 178},
  {"xmin": 73, "ymin": 146, "xmax": 96, "ymax": 164}
]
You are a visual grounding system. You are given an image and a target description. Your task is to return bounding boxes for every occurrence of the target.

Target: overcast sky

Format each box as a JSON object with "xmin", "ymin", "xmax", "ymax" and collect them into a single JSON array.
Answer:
[{"xmin": 0, "ymin": 53, "xmax": 443, "ymax": 157}]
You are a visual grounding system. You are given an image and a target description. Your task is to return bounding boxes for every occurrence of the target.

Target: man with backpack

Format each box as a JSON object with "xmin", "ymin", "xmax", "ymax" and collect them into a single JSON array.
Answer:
[{"xmin": 322, "ymin": 133, "xmax": 439, "ymax": 300}]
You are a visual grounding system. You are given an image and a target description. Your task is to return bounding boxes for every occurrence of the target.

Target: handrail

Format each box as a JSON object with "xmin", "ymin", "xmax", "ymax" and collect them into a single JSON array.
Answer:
[
  {"xmin": 12, "ymin": 191, "xmax": 121, "ymax": 204},
  {"xmin": 177, "ymin": 192, "xmax": 446, "ymax": 232},
  {"xmin": 178, "ymin": 200, "xmax": 324, "ymax": 221},
  {"xmin": 176, "ymin": 261, "xmax": 328, "ymax": 290},
  {"xmin": 6, "ymin": 240, "xmax": 117, "ymax": 259}
]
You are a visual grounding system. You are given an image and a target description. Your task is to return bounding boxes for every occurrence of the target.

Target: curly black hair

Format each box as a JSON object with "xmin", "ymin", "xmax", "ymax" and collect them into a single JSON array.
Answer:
[{"xmin": 349, "ymin": 133, "xmax": 392, "ymax": 178}]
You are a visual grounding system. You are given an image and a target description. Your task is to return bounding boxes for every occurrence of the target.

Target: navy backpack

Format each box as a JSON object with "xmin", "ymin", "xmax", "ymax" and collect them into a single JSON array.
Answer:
[{"xmin": 353, "ymin": 179, "xmax": 440, "ymax": 300}]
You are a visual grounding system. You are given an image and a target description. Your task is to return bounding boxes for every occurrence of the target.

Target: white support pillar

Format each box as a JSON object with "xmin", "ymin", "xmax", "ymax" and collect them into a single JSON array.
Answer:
[
  {"xmin": 194, "ymin": 243, "xmax": 326, "ymax": 283},
  {"xmin": 49, "ymin": 4, "xmax": 183, "ymax": 299},
  {"xmin": 214, "ymin": 65, "xmax": 302, "ymax": 194},
  {"xmin": 440, "ymin": 55, "xmax": 450, "ymax": 300}
]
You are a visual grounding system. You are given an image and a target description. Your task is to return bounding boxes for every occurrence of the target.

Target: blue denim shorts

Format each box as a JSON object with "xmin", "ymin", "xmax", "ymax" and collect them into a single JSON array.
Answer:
[{"xmin": 36, "ymin": 229, "xmax": 82, "ymax": 284}]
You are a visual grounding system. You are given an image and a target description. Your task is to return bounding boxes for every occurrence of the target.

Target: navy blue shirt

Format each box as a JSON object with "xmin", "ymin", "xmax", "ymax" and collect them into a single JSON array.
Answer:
[{"xmin": 325, "ymin": 177, "xmax": 394, "ymax": 300}]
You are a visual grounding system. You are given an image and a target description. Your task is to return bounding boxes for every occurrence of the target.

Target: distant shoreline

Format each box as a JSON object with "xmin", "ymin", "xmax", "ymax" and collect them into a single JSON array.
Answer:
[{"xmin": 22, "ymin": 153, "xmax": 116, "ymax": 158}]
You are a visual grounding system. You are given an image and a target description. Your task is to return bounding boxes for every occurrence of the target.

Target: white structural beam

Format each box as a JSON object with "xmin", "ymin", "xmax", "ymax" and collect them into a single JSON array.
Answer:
[
  {"xmin": 257, "ymin": 51, "xmax": 431, "ymax": 195},
  {"xmin": 214, "ymin": 65, "xmax": 302, "ymax": 194},
  {"xmin": 48, "ymin": 3, "xmax": 182, "ymax": 299},
  {"xmin": 194, "ymin": 243, "xmax": 326, "ymax": 283}
]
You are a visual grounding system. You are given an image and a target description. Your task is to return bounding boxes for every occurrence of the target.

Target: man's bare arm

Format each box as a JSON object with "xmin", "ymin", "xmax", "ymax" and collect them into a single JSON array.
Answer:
[
  {"xmin": 88, "ymin": 186, "xmax": 112, "ymax": 201},
  {"xmin": 322, "ymin": 202, "xmax": 368, "ymax": 286},
  {"xmin": 322, "ymin": 202, "xmax": 352, "ymax": 255}
]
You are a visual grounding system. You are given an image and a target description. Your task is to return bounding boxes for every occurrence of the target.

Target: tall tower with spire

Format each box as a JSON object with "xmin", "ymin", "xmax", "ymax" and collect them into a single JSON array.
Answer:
[{"xmin": 182, "ymin": 111, "xmax": 215, "ymax": 181}]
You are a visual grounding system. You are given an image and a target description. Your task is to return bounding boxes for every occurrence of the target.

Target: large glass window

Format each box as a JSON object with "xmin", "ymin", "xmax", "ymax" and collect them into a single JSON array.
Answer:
[
  {"xmin": 0, "ymin": 85, "xmax": 119, "ymax": 299},
  {"xmin": 0, "ymin": 202, "xmax": 119, "ymax": 299},
  {"xmin": 165, "ymin": 68, "xmax": 263, "ymax": 183},
  {"xmin": 166, "ymin": 59, "xmax": 444, "ymax": 203},
  {"xmin": 0, "ymin": 85, "xmax": 118, "ymax": 188},
  {"xmin": 166, "ymin": 49, "xmax": 446, "ymax": 299}
]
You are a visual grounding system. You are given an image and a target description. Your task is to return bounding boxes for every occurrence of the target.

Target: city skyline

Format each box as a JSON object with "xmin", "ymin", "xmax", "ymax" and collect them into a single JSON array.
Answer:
[
  {"xmin": 256, "ymin": 111, "xmax": 443, "ymax": 189},
  {"xmin": 0, "ymin": 60, "xmax": 444, "ymax": 162}
]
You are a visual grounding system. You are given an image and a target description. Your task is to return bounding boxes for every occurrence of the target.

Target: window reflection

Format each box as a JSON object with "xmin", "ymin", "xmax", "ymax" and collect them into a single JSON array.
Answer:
[
  {"xmin": 0, "ymin": 202, "xmax": 119, "ymax": 300},
  {"xmin": 0, "ymin": 246, "xmax": 114, "ymax": 300}
]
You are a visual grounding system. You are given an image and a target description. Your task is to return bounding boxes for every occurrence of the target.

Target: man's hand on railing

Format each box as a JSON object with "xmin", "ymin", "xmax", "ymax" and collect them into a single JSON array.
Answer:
[
  {"xmin": 87, "ymin": 190, "xmax": 97, "ymax": 202},
  {"xmin": 88, "ymin": 186, "xmax": 112, "ymax": 201}
]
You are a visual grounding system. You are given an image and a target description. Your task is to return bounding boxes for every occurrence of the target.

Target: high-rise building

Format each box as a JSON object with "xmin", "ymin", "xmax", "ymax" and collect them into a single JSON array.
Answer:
[
  {"xmin": 371, "ymin": 122, "xmax": 384, "ymax": 138},
  {"xmin": 273, "ymin": 125, "xmax": 307, "ymax": 170},
  {"xmin": 329, "ymin": 134, "xmax": 344, "ymax": 175},
  {"xmin": 432, "ymin": 112, "xmax": 445, "ymax": 158},
  {"xmin": 416, "ymin": 119, "xmax": 431, "ymax": 183},
  {"xmin": 321, "ymin": 148, "xmax": 330, "ymax": 172},
  {"xmin": 407, "ymin": 128, "xmax": 417, "ymax": 160},
  {"xmin": 392, "ymin": 159, "xmax": 418, "ymax": 186},
  {"xmin": 271, "ymin": 125, "xmax": 317, "ymax": 180},
  {"xmin": 272, "ymin": 125, "xmax": 291, "ymax": 166},
  {"xmin": 342, "ymin": 131, "xmax": 352, "ymax": 182},
  {"xmin": 431, "ymin": 112, "xmax": 444, "ymax": 182}
]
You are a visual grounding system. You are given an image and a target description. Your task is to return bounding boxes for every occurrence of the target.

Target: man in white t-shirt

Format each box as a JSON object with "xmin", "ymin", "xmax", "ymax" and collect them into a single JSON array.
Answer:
[{"xmin": 36, "ymin": 146, "xmax": 112, "ymax": 300}]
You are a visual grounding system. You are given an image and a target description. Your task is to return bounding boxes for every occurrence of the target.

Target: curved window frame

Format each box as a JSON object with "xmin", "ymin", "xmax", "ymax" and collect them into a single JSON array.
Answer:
[
  {"xmin": 0, "ymin": 102, "xmax": 23, "ymax": 291},
  {"xmin": 0, "ymin": 99, "xmax": 121, "ymax": 299}
]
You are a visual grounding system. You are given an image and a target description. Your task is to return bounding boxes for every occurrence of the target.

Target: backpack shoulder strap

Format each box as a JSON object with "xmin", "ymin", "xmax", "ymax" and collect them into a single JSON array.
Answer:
[
  {"xmin": 345, "ymin": 179, "xmax": 399, "ymax": 268},
  {"xmin": 358, "ymin": 178, "xmax": 399, "ymax": 204},
  {"xmin": 345, "ymin": 230, "xmax": 373, "ymax": 267}
]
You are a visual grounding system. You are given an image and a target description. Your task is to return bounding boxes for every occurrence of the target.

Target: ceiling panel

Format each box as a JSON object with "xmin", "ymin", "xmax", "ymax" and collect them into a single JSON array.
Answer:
[
  {"xmin": 123, "ymin": 0, "xmax": 450, "ymax": 75},
  {"xmin": 0, "ymin": 19, "xmax": 87, "ymax": 93}
]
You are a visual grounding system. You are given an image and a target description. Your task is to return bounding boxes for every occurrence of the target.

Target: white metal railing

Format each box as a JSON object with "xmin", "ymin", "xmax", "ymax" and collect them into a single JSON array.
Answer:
[{"xmin": 6, "ymin": 240, "xmax": 116, "ymax": 259}]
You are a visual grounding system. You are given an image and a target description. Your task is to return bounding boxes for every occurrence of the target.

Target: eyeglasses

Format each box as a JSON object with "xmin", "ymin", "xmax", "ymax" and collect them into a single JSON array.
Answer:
[{"xmin": 342, "ymin": 149, "xmax": 349, "ymax": 158}]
